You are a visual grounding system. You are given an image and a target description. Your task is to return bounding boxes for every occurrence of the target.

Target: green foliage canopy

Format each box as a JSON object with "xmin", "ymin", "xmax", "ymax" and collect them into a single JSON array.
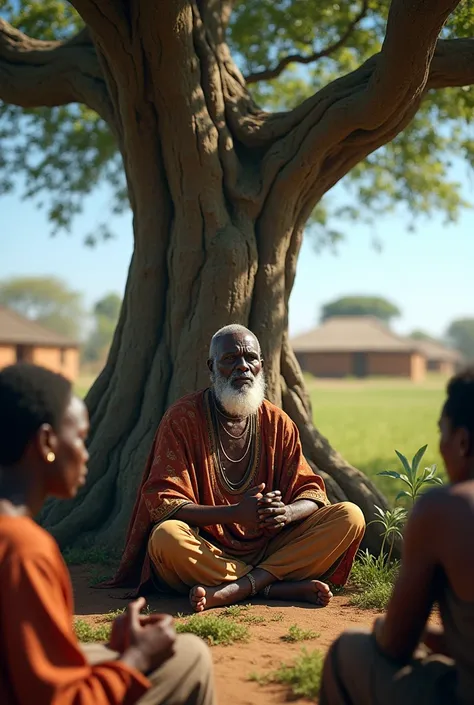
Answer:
[
  {"xmin": 320, "ymin": 296, "xmax": 401, "ymax": 324},
  {"xmin": 0, "ymin": 1, "xmax": 473, "ymax": 245},
  {"xmin": 0, "ymin": 275, "xmax": 85, "ymax": 338}
]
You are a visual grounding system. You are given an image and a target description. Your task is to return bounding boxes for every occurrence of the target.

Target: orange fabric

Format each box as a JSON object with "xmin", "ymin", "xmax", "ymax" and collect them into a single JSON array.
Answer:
[
  {"xmin": 0, "ymin": 515, "xmax": 150, "ymax": 705},
  {"xmin": 105, "ymin": 390, "xmax": 329, "ymax": 593}
]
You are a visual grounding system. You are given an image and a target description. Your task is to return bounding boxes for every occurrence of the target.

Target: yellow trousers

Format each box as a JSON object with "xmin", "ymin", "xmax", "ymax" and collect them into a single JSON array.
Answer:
[{"xmin": 148, "ymin": 502, "xmax": 365, "ymax": 593}]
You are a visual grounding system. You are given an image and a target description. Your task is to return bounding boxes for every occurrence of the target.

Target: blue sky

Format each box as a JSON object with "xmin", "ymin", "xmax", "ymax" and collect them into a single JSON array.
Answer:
[{"xmin": 1, "ymin": 177, "xmax": 472, "ymax": 340}]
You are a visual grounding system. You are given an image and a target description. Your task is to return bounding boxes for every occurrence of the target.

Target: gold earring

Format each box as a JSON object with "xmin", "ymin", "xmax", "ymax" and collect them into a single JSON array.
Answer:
[{"xmin": 46, "ymin": 451, "xmax": 56, "ymax": 463}]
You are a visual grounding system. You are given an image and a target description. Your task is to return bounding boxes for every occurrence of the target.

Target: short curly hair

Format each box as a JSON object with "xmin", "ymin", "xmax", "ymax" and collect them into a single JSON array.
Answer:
[
  {"xmin": 444, "ymin": 367, "xmax": 474, "ymax": 441},
  {"xmin": 0, "ymin": 363, "xmax": 72, "ymax": 465}
]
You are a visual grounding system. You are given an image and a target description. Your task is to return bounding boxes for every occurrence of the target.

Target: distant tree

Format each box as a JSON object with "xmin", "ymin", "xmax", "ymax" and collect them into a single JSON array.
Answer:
[
  {"xmin": 321, "ymin": 296, "xmax": 401, "ymax": 324},
  {"xmin": 409, "ymin": 330, "xmax": 440, "ymax": 342},
  {"xmin": 0, "ymin": 276, "xmax": 84, "ymax": 339},
  {"xmin": 94, "ymin": 293, "xmax": 122, "ymax": 322},
  {"xmin": 83, "ymin": 293, "xmax": 122, "ymax": 363},
  {"xmin": 446, "ymin": 319, "xmax": 474, "ymax": 360}
]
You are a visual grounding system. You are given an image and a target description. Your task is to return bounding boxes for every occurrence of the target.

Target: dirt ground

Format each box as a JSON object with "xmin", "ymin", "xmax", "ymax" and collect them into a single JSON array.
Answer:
[{"xmin": 71, "ymin": 566, "xmax": 382, "ymax": 705}]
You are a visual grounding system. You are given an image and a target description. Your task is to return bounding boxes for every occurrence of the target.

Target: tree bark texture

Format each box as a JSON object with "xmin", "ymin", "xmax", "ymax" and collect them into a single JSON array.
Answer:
[{"xmin": 1, "ymin": 0, "xmax": 473, "ymax": 555}]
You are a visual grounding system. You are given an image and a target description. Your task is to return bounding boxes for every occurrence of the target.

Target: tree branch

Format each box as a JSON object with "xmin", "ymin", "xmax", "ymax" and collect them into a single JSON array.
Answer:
[
  {"xmin": 429, "ymin": 38, "xmax": 474, "ymax": 88},
  {"xmin": 353, "ymin": 0, "xmax": 462, "ymax": 128},
  {"xmin": 253, "ymin": 31, "xmax": 474, "ymax": 233},
  {"xmin": 245, "ymin": 0, "xmax": 369, "ymax": 85},
  {"xmin": 0, "ymin": 20, "xmax": 114, "ymax": 125},
  {"xmin": 67, "ymin": 1, "xmax": 127, "ymax": 38}
]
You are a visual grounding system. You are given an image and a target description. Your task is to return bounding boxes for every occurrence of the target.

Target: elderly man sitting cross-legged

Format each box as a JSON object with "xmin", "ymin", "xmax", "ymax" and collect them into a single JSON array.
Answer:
[{"xmin": 106, "ymin": 325, "xmax": 365, "ymax": 611}]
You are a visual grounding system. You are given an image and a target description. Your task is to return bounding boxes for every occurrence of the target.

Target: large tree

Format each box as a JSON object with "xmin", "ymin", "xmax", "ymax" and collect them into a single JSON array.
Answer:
[{"xmin": 1, "ymin": 0, "xmax": 473, "ymax": 554}]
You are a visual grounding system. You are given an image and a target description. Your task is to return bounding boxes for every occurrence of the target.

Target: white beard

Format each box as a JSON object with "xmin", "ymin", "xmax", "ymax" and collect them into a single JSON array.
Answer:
[{"xmin": 212, "ymin": 370, "xmax": 266, "ymax": 417}]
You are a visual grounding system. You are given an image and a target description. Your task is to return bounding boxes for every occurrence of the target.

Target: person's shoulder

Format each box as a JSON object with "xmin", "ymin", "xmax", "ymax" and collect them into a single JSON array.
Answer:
[
  {"xmin": 261, "ymin": 399, "xmax": 296, "ymax": 429},
  {"xmin": 406, "ymin": 483, "xmax": 465, "ymax": 535},
  {"xmin": 162, "ymin": 390, "xmax": 206, "ymax": 424},
  {"xmin": 0, "ymin": 516, "xmax": 60, "ymax": 564}
]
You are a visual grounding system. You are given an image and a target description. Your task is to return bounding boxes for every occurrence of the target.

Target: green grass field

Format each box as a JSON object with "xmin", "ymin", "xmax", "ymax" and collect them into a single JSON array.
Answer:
[
  {"xmin": 307, "ymin": 376, "xmax": 446, "ymax": 501},
  {"xmin": 76, "ymin": 374, "xmax": 447, "ymax": 502}
]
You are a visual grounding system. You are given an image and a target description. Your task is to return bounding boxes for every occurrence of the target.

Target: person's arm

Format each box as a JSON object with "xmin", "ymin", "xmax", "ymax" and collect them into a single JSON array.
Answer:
[
  {"xmin": 175, "ymin": 484, "xmax": 266, "ymax": 528},
  {"xmin": 374, "ymin": 494, "xmax": 439, "ymax": 663},
  {"xmin": 1, "ymin": 552, "xmax": 150, "ymax": 705},
  {"xmin": 174, "ymin": 503, "xmax": 237, "ymax": 526}
]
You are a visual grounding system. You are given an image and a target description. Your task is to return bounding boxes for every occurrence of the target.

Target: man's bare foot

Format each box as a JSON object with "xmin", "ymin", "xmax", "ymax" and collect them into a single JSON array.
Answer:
[
  {"xmin": 266, "ymin": 580, "xmax": 333, "ymax": 607},
  {"xmin": 189, "ymin": 581, "xmax": 249, "ymax": 612}
]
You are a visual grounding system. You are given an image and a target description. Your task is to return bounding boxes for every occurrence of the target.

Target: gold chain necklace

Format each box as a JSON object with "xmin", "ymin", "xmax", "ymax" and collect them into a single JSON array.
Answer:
[
  {"xmin": 217, "ymin": 415, "xmax": 249, "ymax": 440},
  {"xmin": 218, "ymin": 414, "xmax": 254, "ymax": 463},
  {"xmin": 211, "ymin": 393, "xmax": 256, "ymax": 490}
]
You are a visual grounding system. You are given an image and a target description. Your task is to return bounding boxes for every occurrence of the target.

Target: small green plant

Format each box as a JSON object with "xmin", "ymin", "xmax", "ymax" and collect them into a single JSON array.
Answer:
[
  {"xmin": 176, "ymin": 614, "xmax": 249, "ymax": 645},
  {"xmin": 350, "ymin": 549, "xmax": 399, "ymax": 610},
  {"xmin": 250, "ymin": 649, "xmax": 324, "ymax": 700},
  {"xmin": 222, "ymin": 604, "xmax": 251, "ymax": 619},
  {"xmin": 369, "ymin": 505, "xmax": 406, "ymax": 564},
  {"xmin": 378, "ymin": 445, "xmax": 443, "ymax": 506},
  {"xmin": 270, "ymin": 612, "xmax": 284, "ymax": 622},
  {"xmin": 74, "ymin": 619, "xmax": 111, "ymax": 643},
  {"xmin": 101, "ymin": 608, "xmax": 126, "ymax": 623},
  {"xmin": 281, "ymin": 624, "xmax": 320, "ymax": 643},
  {"xmin": 362, "ymin": 445, "xmax": 444, "ymax": 578},
  {"xmin": 242, "ymin": 614, "xmax": 267, "ymax": 625}
]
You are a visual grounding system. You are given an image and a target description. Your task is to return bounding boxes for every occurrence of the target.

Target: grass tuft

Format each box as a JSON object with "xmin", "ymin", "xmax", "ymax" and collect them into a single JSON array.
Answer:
[
  {"xmin": 351, "ymin": 581, "xmax": 394, "ymax": 610},
  {"xmin": 101, "ymin": 608, "xmax": 126, "ymax": 623},
  {"xmin": 74, "ymin": 619, "xmax": 111, "ymax": 643},
  {"xmin": 176, "ymin": 614, "xmax": 249, "ymax": 646},
  {"xmin": 281, "ymin": 624, "xmax": 320, "ymax": 643},
  {"xmin": 250, "ymin": 648, "xmax": 324, "ymax": 701},
  {"xmin": 222, "ymin": 604, "xmax": 251, "ymax": 618},
  {"xmin": 241, "ymin": 614, "xmax": 267, "ymax": 625},
  {"xmin": 349, "ymin": 550, "xmax": 399, "ymax": 610}
]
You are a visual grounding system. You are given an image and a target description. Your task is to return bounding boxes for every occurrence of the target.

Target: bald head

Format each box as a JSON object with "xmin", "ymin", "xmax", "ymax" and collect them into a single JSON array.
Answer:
[{"xmin": 209, "ymin": 324, "xmax": 260, "ymax": 361}]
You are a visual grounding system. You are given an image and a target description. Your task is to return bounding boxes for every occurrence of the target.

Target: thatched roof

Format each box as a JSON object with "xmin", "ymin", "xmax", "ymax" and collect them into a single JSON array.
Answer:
[
  {"xmin": 0, "ymin": 306, "xmax": 77, "ymax": 347},
  {"xmin": 291, "ymin": 317, "xmax": 418, "ymax": 353},
  {"xmin": 412, "ymin": 338, "xmax": 462, "ymax": 363}
]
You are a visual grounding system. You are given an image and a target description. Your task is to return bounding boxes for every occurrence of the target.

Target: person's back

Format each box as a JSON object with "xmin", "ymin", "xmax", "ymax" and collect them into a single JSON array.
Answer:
[
  {"xmin": 320, "ymin": 368, "xmax": 474, "ymax": 705},
  {"xmin": 434, "ymin": 481, "xmax": 474, "ymax": 703}
]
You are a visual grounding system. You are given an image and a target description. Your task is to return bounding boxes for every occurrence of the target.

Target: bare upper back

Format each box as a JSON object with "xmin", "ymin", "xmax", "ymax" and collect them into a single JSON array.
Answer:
[{"xmin": 431, "ymin": 480, "xmax": 474, "ymax": 602}]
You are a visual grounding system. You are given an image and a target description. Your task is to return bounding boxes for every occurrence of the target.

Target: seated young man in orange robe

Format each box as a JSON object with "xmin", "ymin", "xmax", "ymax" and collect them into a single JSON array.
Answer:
[
  {"xmin": 0, "ymin": 364, "xmax": 215, "ymax": 705},
  {"xmin": 108, "ymin": 325, "xmax": 365, "ymax": 611}
]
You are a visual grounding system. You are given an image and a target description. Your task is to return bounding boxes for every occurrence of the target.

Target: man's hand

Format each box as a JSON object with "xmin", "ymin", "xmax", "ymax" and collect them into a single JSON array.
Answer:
[
  {"xmin": 113, "ymin": 597, "xmax": 176, "ymax": 674},
  {"xmin": 231, "ymin": 484, "xmax": 265, "ymax": 529},
  {"xmin": 258, "ymin": 490, "xmax": 293, "ymax": 535}
]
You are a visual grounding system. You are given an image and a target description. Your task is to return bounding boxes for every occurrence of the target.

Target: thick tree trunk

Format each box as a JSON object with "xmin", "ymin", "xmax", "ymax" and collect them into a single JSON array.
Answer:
[
  {"xmin": 39, "ymin": 0, "xmax": 466, "ymax": 557},
  {"xmin": 40, "ymin": 211, "xmax": 388, "ymax": 554},
  {"xmin": 39, "ymin": 2, "xmax": 389, "ymax": 557}
]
